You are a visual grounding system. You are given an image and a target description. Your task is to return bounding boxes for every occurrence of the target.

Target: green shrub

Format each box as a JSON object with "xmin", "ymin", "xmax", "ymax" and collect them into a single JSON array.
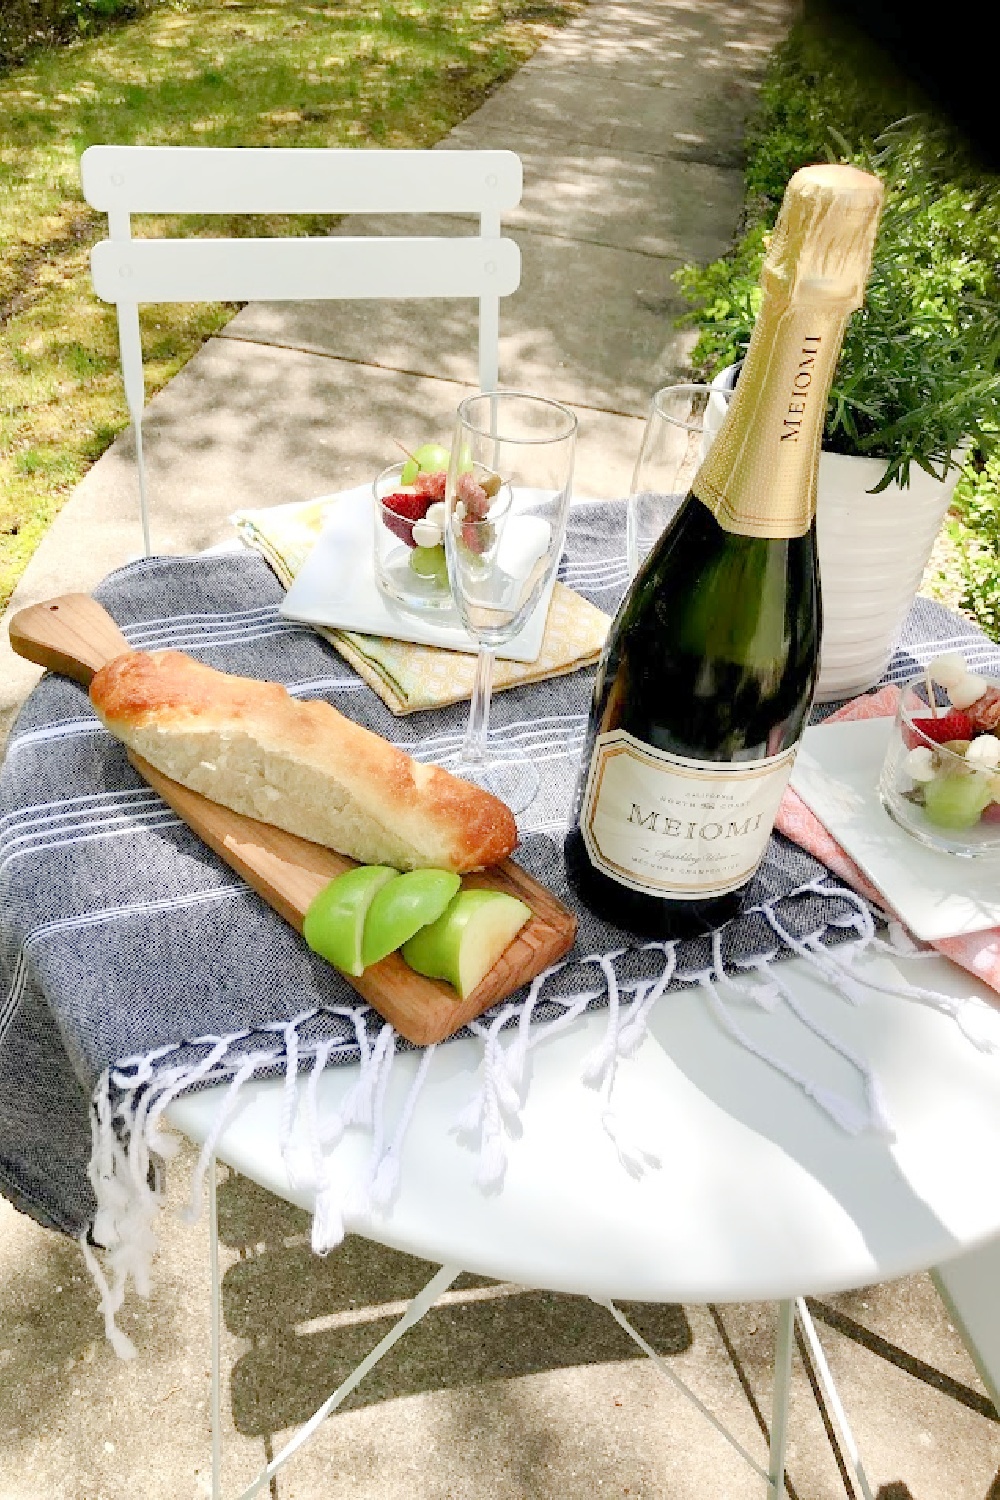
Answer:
[
  {"xmin": 740, "ymin": 2, "xmax": 932, "ymax": 221},
  {"xmin": 675, "ymin": 15, "xmax": 1000, "ymax": 492},
  {"xmin": 674, "ymin": 1, "xmax": 1000, "ymax": 637},
  {"xmin": 0, "ymin": 0, "xmax": 153, "ymax": 68},
  {"xmin": 948, "ymin": 457, "xmax": 1000, "ymax": 638}
]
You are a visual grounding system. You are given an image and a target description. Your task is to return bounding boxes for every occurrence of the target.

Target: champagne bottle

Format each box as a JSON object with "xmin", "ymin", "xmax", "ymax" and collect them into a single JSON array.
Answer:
[{"xmin": 565, "ymin": 164, "xmax": 884, "ymax": 939}]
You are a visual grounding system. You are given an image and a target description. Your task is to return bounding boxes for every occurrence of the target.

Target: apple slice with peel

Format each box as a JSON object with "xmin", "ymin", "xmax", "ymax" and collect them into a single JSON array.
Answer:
[
  {"xmin": 361, "ymin": 868, "xmax": 461, "ymax": 968},
  {"xmin": 303, "ymin": 865, "xmax": 400, "ymax": 975},
  {"xmin": 401, "ymin": 889, "xmax": 532, "ymax": 999}
]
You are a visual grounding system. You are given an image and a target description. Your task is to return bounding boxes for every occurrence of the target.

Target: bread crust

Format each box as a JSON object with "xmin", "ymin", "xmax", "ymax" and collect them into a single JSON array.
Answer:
[{"xmin": 90, "ymin": 650, "xmax": 518, "ymax": 873}]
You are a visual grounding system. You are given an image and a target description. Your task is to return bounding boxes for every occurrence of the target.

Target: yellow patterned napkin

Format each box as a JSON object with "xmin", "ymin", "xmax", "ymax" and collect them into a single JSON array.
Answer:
[{"xmin": 233, "ymin": 495, "xmax": 610, "ymax": 715}]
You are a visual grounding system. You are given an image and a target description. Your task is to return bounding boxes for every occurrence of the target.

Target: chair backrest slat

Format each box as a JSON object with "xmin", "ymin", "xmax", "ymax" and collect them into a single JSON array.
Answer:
[
  {"xmin": 81, "ymin": 145, "xmax": 522, "ymax": 216},
  {"xmin": 90, "ymin": 236, "xmax": 521, "ymax": 304},
  {"xmin": 80, "ymin": 144, "xmax": 522, "ymax": 554}
]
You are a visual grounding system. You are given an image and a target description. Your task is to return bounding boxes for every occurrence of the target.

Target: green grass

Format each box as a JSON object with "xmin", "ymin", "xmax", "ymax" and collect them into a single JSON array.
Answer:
[
  {"xmin": 0, "ymin": 0, "xmax": 581, "ymax": 611},
  {"xmin": 935, "ymin": 455, "xmax": 1000, "ymax": 637}
]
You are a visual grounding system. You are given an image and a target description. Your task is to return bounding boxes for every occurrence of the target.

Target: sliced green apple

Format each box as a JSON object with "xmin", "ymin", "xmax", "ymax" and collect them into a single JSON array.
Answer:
[
  {"xmin": 401, "ymin": 889, "xmax": 532, "ymax": 999},
  {"xmin": 361, "ymin": 868, "xmax": 461, "ymax": 968},
  {"xmin": 303, "ymin": 866, "xmax": 400, "ymax": 975},
  {"xmin": 400, "ymin": 441, "xmax": 450, "ymax": 486}
]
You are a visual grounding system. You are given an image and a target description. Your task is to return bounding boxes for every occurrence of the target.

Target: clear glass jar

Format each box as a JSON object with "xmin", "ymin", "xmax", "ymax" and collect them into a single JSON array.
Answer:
[
  {"xmin": 372, "ymin": 462, "xmax": 455, "ymax": 614},
  {"xmin": 879, "ymin": 677, "xmax": 1000, "ymax": 856}
]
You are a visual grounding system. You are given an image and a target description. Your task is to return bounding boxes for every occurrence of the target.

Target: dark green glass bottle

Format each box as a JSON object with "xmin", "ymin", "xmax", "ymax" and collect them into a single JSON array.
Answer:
[{"xmin": 565, "ymin": 165, "xmax": 884, "ymax": 939}]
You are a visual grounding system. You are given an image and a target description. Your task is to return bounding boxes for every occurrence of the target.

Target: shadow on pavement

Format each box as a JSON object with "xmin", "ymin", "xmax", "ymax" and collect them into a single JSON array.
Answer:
[
  {"xmin": 216, "ymin": 1173, "xmax": 692, "ymax": 1437},
  {"xmin": 807, "ymin": 1297, "xmax": 998, "ymax": 1422}
]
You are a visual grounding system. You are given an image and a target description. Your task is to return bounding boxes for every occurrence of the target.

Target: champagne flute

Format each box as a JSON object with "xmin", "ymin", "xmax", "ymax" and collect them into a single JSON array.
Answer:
[
  {"xmin": 443, "ymin": 390, "xmax": 578, "ymax": 813},
  {"xmin": 627, "ymin": 382, "xmax": 732, "ymax": 579}
]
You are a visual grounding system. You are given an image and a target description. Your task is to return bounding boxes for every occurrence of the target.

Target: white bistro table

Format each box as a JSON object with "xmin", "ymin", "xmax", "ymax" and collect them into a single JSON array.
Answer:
[{"xmin": 169, "ymin": 940, "xmax": 1000, "ymax": 1500}]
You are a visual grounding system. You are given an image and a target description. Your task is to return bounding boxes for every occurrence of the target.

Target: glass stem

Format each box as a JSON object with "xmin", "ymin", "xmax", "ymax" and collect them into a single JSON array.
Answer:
[{"xmin": 464, "ymin": 646, "xmax": 496, "ymax": 764}]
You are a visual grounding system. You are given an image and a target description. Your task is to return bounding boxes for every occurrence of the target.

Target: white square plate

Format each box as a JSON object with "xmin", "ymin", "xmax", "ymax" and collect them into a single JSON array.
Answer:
[
  {"xmin": 279, "ymin": 484, "xmax": 557, "ymax": 663},
  {"xmin": 790, "ymin": 717, "xmax": 1000, "ymax": 942}
]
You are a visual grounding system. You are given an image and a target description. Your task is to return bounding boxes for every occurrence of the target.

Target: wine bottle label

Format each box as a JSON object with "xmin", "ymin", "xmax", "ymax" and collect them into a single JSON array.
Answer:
[{"xmin": 579, "ymin": 730, "xmax": 798, "ymax": 899}]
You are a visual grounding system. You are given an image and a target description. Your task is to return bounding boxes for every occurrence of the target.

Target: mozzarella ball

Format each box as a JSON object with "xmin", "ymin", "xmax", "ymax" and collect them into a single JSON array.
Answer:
[
  {"xmin": 967, "ymin": 735, "xmax": 1000, "ymax": 768},
  {"xmin": 950, "ymin": 674, "xmax": 989, "ymax": 710},
  {"xmin": 927, "ymin": 652, "xmax": 968, "ymax": 688},
  {"xmin": 903, "ymin": 747, "xmax": 937, "ymax": 782}
]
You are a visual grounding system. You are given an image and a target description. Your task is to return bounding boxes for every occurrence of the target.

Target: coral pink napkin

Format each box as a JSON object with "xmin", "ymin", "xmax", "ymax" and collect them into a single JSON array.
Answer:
[{"xmin": 777, "ymin": 686, "xmax": 1000, "ymax": 995}]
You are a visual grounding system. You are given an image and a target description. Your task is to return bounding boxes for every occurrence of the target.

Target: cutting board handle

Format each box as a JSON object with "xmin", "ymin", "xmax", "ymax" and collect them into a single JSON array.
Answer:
[{"xmin": 8, "ymin": 593, "xmax": 132, "ymax": 687}]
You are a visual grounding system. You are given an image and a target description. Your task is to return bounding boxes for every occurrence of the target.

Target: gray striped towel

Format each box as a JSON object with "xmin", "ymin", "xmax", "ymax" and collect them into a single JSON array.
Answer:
[{"xmin": 2, "ymin": 499, "xmax": 997, "ymax": 1240}]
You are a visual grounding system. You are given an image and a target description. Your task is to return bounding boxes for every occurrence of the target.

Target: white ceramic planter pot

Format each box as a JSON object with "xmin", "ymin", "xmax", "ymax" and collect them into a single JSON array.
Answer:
[
  {"xmin": 710, "ymin": 362, "xmax": 960, "ymax": 703},
  {"xmin": 814, "ymin": 450, "xmax": 960, "ymax": 701}
]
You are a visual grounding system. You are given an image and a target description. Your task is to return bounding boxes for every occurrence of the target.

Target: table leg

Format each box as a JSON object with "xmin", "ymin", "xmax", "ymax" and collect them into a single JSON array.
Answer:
[
  {"xmin": 206, "ymin": 1160, "xmax": 461, "ymax": 1500},
  {"xmin": 933, "ymin": 1241, "xmax": 1000, "ymax": 1414},
  {"xmin": 794, "ymin": 1298, "xmax": 874, "ymax": 1500},
  {"xmin": 600, "ymin": 1299, "xmax": 770, "ymax": 1483},
  {"xmin": 769, "ymin": 1300, "xmax": 794, "ymax": 1498}
]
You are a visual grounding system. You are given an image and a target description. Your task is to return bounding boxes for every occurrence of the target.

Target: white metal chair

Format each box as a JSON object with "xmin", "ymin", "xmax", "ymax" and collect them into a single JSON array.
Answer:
[{"xmin": 79, "ymin": 144, "xmax": 523, "ymax": 555}]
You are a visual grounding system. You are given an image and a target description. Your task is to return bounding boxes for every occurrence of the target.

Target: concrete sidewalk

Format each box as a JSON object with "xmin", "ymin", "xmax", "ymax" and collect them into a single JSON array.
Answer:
[
  {"xmin": 0, "ymin": 0, "xmax": 761, "ymax": 743},
  {"xmin": 2, "ymin": 1, "xmax": 999, "ymax": 1496}
]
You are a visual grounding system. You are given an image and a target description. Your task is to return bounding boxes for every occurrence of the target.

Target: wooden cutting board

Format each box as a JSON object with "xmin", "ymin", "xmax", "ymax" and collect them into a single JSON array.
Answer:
[{"xmin": 9, "ymin": 592, "xmax": 577, "ymax": 1045}]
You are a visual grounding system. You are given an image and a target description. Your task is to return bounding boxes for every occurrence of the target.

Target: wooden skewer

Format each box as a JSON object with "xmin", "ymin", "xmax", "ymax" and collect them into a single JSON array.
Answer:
[{"xmin": 925, "ymin": 666, "xmax": 940, "ymax": 717}]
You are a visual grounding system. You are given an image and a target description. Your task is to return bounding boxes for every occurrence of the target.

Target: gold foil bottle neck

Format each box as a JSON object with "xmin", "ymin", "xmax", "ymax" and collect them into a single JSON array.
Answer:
[
  {"xmin": 762, "ymin": 164, "xmax": 884, "ymax": 307},
  {"xmin": 691, "ymin": 162, "xmax": 884, "ymax": 539}
]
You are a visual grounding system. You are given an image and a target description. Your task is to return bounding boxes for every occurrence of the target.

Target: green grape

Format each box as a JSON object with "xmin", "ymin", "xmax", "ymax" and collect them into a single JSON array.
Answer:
[
  {"xmin": 922, "ymin": 772, "xmax": 993, "ymax": 829},
  {"xmin": 409, "ymin": 544, "xmax": 448, "ymax": 582},
  {"xmin": 400, "ymin": 442, "xmax": 449, "ymax": 485}
]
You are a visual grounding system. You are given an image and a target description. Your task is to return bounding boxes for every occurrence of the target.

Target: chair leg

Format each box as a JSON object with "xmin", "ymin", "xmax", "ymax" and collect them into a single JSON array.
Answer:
[
  {"xmin": 478, "ymin": 293, "xmax": 500, "ymax": 391},
  {"xmin": 134, "ymin": 418, "xmax": 152, "ymax": 559},
  {"xmin": 206, "ymin": 1157, "xmax": 461, "ymax": 1500},
  {"xmin": 768, "ymin": 1300, "xmax": 794, "ymax": 1498},
  {"xmin": 113, "ymin": 298, "xmax": 152, "ymax": 557},
  {"xmin": 209, "ymin": 1155, "xmax": 223, "ymax": 1500}
]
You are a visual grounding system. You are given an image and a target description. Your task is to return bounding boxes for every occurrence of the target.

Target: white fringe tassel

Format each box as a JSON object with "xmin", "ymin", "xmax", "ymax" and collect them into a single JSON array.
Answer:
[{"xmin": 82, "ymin": 877, "xmax": 1000, "ymax": 1361}]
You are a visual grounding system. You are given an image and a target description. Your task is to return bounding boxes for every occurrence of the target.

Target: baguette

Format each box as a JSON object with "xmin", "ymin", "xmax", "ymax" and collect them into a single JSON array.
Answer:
[{"xmin": 89, "ymin": 650, "xmax": 518, "ymax": 874}]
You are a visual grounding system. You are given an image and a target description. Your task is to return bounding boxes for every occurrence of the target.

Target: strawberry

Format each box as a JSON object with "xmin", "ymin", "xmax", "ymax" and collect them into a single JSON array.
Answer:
[
  {"xmin": 382, "ymin": 490, "xmax": 429, "ymax": 520},
  {"xmin": 381, "ymin": 490, "xmax": 430, "ymax": 548},
  {"xmin": 903, "ymin": 709, "xmax": 974, "ymax": 749},
  {"xmin": 981, "ymin": 802, "xmax": 1000, "ymax": 824}
]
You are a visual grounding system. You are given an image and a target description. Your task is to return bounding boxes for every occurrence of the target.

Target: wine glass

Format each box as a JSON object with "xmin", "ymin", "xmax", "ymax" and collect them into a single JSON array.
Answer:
[
  {"xmin": 627, "ymin": 382, "xmax": 732, "ymax": 578},
  {"xmin": 443, "ymin": 390, "xmax": 578, "ymax": 813}
]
